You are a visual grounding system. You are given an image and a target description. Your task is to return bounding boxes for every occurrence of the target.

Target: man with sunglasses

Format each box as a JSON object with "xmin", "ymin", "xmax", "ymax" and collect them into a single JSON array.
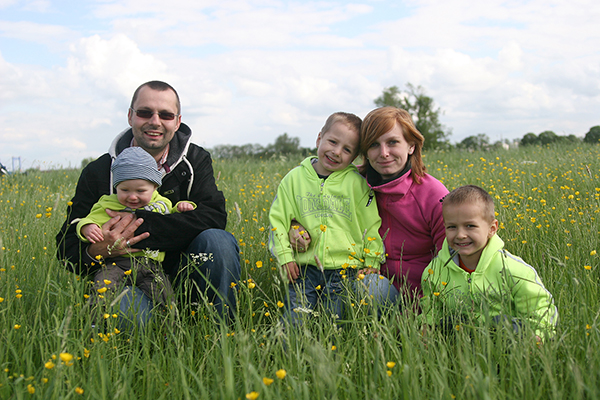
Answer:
[{"xmin": 56, "ymin": 80, "xmax": 241, "ymax": 325}]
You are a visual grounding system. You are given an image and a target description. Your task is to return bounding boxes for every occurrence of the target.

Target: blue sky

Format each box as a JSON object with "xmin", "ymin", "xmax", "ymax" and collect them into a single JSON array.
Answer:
[{"xmin": 1, "ymin": 0, "xmax": 599, "ymax": 169}]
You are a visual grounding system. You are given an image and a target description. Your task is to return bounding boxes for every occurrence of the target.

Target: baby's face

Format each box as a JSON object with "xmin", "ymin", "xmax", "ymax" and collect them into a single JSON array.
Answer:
[
  {"xmin": 313, "ymin": 122, "xmax": 359, "ymax": 176},
  {"xmin": 116, "ymin": 179, "xmax": 156, "ymax": 209}
]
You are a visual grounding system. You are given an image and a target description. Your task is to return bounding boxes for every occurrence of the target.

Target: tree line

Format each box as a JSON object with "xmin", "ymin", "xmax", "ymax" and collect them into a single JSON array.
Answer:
[{"xmin": 214, "ymin": 83, "xmax": 600, "ymax": 158}]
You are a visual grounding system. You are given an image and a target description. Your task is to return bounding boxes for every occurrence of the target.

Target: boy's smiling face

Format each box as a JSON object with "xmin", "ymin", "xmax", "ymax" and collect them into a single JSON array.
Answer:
[
  {"xmin": 313, "ymin": 122, "xmax": 359, "ymax": 176},
  {"xmin": 443, "ymin": 202, "xmax": 498, "ymax": 270}
]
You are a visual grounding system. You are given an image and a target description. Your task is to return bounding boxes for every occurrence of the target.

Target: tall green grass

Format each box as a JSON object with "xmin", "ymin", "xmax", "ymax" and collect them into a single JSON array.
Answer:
[{"xmin": 0, "ymin": 144, "xmax": 598, "ymax": 399}]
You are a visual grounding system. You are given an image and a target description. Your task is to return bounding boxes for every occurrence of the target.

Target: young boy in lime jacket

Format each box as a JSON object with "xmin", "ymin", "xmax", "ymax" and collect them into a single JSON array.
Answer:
[
  {"xmin": 269, "ymin": 112, "xmax": 384, "ymax": 324},
  {"xmin": 421, "ymin": 185, "xmax": 558, "ymax": 340}
]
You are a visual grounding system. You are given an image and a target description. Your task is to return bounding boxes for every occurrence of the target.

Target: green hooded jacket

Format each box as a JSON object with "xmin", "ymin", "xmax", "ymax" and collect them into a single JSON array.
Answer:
[{"xmin": 421, "ymin": 234, "xmax": 558, "ymax": 338}]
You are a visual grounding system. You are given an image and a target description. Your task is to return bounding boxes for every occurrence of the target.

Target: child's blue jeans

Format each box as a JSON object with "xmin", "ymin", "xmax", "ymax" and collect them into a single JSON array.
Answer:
[{"xmin": 286, "ymin": 264, "xmax": 347, "ymax": 325}]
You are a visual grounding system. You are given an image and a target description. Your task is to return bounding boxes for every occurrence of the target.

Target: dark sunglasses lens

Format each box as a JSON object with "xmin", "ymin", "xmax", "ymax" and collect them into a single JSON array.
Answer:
[
  {"xmin": 158, "ymin": 112, "xmax": 176, "ymax": 120},
  {"xmin": 135, "ymin": 110, "xmax": 154, "ymax": 118},
  {"xmin": 134, "ymin": 110, "xmax": 176, "ymax": 120}
]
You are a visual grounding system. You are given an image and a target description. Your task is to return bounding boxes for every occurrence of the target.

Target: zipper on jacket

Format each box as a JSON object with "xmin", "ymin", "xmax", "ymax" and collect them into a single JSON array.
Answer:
[{"xmin": 366, "ymin": 189, "xmax": 374, "ymax": 207}]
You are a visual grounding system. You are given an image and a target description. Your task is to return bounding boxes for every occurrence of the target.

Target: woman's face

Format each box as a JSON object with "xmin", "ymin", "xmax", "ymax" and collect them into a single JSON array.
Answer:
[{"xmin": 366, "ymin": 122, "xmax": 415, "ymax": 180}]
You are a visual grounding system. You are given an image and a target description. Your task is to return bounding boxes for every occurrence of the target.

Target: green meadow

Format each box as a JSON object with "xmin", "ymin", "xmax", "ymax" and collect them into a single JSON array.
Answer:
[{"xmin": 0, "ymin": 143, "xmax": 599, "ymax": 399}]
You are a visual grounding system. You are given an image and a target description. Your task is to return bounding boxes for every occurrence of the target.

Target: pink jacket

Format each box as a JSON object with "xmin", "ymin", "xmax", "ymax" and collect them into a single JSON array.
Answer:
[{"xmin": 367, "ymin": 168, "xmax": 448, "ymax": 296}]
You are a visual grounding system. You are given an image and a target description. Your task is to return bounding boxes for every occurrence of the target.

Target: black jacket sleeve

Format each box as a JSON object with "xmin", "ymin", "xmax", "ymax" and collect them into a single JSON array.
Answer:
[
  {"xmin": 55, "ymin": 154, "xmax": 112, "ymax": 275},
  {"xmin": 133, "ymin": 145, "xmax": 227, "ymax": 253}
]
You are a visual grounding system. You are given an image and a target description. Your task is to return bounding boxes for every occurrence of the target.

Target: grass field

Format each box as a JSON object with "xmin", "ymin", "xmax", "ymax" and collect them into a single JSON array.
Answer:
[{"xmin": 0, "ymin": 143, "xmax": 599, "ymax": 399}]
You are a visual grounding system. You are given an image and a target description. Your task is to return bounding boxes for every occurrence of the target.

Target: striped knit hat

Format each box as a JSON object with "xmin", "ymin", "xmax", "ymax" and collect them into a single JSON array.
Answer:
[{"xmin": 112, "ymin": 147, "xmax": 162, "ymax": 188}]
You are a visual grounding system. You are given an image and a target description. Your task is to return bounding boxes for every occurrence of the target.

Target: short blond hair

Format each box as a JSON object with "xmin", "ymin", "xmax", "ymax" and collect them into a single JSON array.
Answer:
[
  {"xmin": 443, "ymin": 185, "xmax": 495, "ymax": 221},
  {"xmin": 321, "ymin": 112, "xmax": 362, "ymax": 137}
]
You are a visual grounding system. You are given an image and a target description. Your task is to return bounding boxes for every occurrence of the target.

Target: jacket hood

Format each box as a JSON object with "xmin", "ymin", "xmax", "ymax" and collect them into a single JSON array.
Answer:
[{"xmin": 107, "ymin": 122, "xmax": 193, "ymax": 193}]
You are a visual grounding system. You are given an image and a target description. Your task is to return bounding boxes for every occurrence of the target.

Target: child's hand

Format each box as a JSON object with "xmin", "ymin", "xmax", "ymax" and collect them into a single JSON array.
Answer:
[
  {"xmin": 283, "ymin": 261, "xmax": 300, "ymax": 283},
  {"xmin": 357, "ymin": 267, "xmax": 379, "ymax": 275},
  {"xmin": 81, "ymin": 224, "xmax": 104, "ymax": 243},
  {"xmin": 177, "ymin": 201, "xmax": 194, "ymax": 212},
  {"xmin": 289, "ymin": 220, "xmax": 311, "ymax": 252}
]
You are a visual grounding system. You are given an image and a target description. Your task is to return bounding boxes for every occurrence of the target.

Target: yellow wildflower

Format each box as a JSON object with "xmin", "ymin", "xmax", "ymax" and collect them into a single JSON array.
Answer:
[
  {"xmin": 276, "ymin": 369, "xmax": 287, "ymax": 379},
  {"xmin": 246, "ymin": 391, "xmax": 259, "ymax": 400},
  {"xmin": 263, "ymin": 377, "xmax": 274, "ymax": 386}
]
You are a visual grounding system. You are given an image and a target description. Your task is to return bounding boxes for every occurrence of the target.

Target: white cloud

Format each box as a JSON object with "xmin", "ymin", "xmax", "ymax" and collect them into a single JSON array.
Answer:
[
  {"xmin": 1, "ymin": 0, "xmax": 600, "ymax": 168},
  {"xmin": 66, "ymin": 34, "xmax": 171, "ymax": 98},
  {"xmin": 0, "ymin": 20, "xmax": 73, "ymax": 45}
]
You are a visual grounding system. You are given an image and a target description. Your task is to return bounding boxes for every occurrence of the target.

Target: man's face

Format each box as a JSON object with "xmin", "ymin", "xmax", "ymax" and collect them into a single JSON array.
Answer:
[{"xmin": 128, "ymin": 86, "xmax": 181, "ymax": 159}]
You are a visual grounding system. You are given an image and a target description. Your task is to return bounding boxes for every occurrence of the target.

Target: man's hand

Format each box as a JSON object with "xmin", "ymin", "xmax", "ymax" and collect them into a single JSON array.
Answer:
[
  {"xmin": 289, "ymin": 220, "xmax": 311, "ymax": 253},
  {"xmin": 86, "ymin": 209, "xmax": 150, "ymax": 259},
  {"xmin": 283, "ymin": 261, "xmax": 300, "ymax": 283},
  {"xmin": 81, "ymin": 223, "xmax": 104, "ymax": 243}
]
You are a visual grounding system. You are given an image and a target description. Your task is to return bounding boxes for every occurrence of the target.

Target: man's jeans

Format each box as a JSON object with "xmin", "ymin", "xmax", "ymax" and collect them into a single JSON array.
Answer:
[{"xmin": 118, "ymin": 229, "xmax": 241, "ymax": 328}]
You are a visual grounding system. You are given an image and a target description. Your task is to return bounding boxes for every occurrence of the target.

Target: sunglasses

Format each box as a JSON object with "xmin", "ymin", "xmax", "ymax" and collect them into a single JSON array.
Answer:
[{"xmin": 130, "ymin": 108, "xmax": 179, "ymax": 121}]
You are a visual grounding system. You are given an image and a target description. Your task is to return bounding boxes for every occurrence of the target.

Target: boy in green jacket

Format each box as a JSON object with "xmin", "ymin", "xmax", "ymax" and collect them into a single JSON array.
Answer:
[
  {"xmin": 421, "ymin": 185, "xmax": 558, "ymax": 340},
  {"xmin": 269, "ymin": 112, "xmax": 384, "ymax": 324}
]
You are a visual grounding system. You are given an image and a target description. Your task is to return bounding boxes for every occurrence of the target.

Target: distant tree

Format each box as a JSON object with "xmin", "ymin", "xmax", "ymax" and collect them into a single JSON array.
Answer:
[
  {"xmin": 81, "ymin": 157, "xmax": 95, "ymax": 169},
  {"xmin": 266, "ymin": 133, "xmax": 302, "ymax": 154},
  {"xmin": 211, "ymin": 144, "xmax": 266, "ymax": 159},
  {"xmin": 491, "ymin": 139, "xmax": 512, "ymax": 150},
  {"xmin": 458, "ymin": 134, "xmax": 490, "ymax": 151},
  {"xmin": 538, "ymin": 130, "xmax": 558, "ymax": 145},
  {"xmin": 584, "ymin": 126, "xmax": 600, "ymax": 144},
  {"xmin": 561, "ymin": 134, "xmax": 581, "ymax": 143},
  {"xmin": 374, "ymin": 83, "xmax": 450, "ymax": 150},
  {"xmin": 520, "ymin": 133, "xmax": 538, "ymax": 146},
  {"xmin": 210, "ymin": 133, "xmax": 309, "ymax": 159}
]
